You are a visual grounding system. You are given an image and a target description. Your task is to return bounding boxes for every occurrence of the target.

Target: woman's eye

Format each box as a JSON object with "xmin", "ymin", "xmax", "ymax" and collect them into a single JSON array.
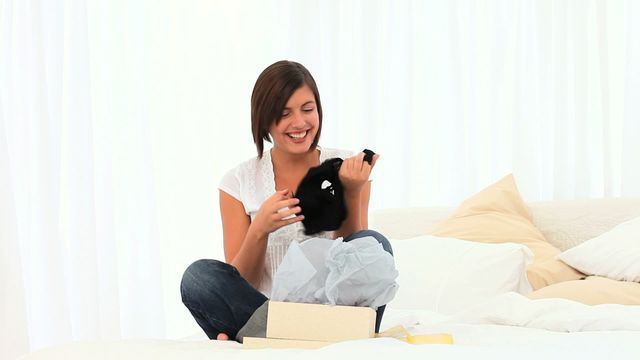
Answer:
[
  {"xmin": 281, "ymin": 112, "xmax": 290, "ymax": 117},
  {"xmin": 302, "ymin": 108, "xmax": 314, "ymax": 112}
]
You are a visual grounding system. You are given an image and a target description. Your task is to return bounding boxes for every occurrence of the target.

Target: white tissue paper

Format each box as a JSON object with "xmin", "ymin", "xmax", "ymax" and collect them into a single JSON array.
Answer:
[{"xmin": 270, "ymin": 236, "xmax": 399, "ymax": 308}]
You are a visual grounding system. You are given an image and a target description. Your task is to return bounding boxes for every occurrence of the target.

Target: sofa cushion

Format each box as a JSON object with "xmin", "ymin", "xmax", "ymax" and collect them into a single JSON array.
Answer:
[
  {"xmin": 529, "ymin": 198, "xmax": 640, "ymax": 251},
  {"xmin": 558, "ymin": 216, "xmax": 640, "ymax": 282},
  {"xmin": 429, "ymin": 174, "xmax": 583, "ymax": 290},
  {"xmin": 527, "ymin": 276, "xmax": 640, "ymax": 305},
  {"xmin": 388, "ymin": 235, "xmax": 533, "ymax": 314}
]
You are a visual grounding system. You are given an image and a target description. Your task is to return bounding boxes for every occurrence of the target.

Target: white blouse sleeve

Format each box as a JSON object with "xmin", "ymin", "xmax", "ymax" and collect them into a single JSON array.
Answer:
[{"xmin": 218, "ymin": 166, "xmax": 242, "ymax": 202}]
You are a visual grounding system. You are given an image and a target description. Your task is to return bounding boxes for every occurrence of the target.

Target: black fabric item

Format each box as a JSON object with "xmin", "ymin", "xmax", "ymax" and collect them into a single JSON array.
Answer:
[
  {"xmin": 296, "ymin": 149, "xmax": 375, "ymax": 235},
  {"xmin": 363, "ymin": 149, "xmax": 374, "ymax": 165},
  {"xmin": 296, "ymin": 157, "xmax": 346, "ymax": 235}
]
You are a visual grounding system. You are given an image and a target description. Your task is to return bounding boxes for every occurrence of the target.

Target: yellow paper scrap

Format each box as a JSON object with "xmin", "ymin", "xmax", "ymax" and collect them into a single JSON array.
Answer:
[
  {"xmin": 377, "ymin": 325, "xmax": 454, "ymax": 345},
  {"xmin": 404, "ymin": 334, "xmax": 454, "ymax": 345}
]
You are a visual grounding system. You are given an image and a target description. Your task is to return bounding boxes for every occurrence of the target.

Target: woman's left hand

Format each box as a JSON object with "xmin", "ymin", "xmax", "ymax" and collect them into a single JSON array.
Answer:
[{"xmin": 338, "ymin": 152, "xmax": 379, "ymax": 194}]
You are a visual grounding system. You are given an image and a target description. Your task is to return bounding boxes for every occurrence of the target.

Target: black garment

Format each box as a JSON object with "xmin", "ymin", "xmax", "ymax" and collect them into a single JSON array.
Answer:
[{"xmin": 296, "ymin": 149, "xmax": 375, "ymax": 235}]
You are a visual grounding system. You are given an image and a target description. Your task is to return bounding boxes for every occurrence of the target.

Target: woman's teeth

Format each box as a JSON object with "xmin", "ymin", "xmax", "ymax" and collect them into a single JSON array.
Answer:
[{"xmin": 287, "ymin": 131, "xmax": 307, "ymax": 139}]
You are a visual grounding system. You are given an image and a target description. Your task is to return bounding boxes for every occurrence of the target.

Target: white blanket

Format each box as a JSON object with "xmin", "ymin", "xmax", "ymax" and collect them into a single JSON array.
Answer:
[
  {"xmin": 21, "ymin": 332, "xmax": 640, "ymax": 360},
  {"xmin": 20, "ymin": 293, "xmax": 640, "ymax": 360},
  {"xmin": 396, "ymin": 292, "xmax": 640, "ymax": 332}
]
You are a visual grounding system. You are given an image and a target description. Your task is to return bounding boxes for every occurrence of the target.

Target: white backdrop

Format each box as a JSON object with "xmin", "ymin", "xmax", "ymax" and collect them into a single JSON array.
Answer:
[{"xmin": 2, "ymin": 0, "xmax": 640, "ymax": 358}]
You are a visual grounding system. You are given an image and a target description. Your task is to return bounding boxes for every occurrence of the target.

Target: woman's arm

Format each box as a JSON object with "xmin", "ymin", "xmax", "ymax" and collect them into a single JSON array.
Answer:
[
  {"xmin": 219, "ymin": 189, "xmax": 303, "ymax": 287},
  {"xmin": 335, "ymin": 153, "xmax": 378, "ymax": 238},
  {"xmin": 219, "ymin": 191, "xmax": 266, "ymax": 287},
  {"xmin": 335, "ymin": 181, "xmax": 371, "ymax": 238}
]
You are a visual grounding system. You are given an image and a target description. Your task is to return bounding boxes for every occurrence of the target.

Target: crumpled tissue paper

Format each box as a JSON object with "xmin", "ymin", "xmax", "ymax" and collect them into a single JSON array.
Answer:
[{"xmin": 270, "ymin": 236, "xmax": 398, "ymax": 308}]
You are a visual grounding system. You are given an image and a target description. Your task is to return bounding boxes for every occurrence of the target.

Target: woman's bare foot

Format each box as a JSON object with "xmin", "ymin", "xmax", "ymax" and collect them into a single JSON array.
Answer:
[{"xmin": 216, "ymin": 333, "xmax": 229, "ymax": 341}]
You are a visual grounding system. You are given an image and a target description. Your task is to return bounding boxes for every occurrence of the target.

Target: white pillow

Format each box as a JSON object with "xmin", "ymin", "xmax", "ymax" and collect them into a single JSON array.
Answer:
[
  {"xmin": 387, "ymin": 235, "xmax": 533, "ymax": 314},
  {"xmin": 558, "ymin": 216, "xmax": 640, "ymax": 282}
]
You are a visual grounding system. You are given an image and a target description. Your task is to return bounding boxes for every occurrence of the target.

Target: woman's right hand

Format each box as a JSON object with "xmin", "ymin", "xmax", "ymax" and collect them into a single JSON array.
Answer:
[{"xmin": 249, "ymin": 189, "xmax": 304, "ymax": 238}]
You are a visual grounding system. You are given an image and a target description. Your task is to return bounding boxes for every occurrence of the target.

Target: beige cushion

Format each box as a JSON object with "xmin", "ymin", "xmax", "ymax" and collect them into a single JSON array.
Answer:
[
  {"xmin": 527, "ymin": 276, "xmax": 640, "ymax": 305},
  {"xmin": 429, "ymin": 174, "xmax": 583, "ymax": 290}
]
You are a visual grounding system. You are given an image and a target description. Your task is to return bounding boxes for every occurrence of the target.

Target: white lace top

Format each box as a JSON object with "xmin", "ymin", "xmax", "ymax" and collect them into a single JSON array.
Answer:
[{"xmin": 218, "ymin": 146, "xmax": 353, "ymax": 296}]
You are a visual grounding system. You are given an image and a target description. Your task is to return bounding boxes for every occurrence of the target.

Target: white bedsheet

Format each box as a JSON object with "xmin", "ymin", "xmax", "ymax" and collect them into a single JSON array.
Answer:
[
  {"xmin": 19, "ymin": 293, "xmax": 640, "ymax": 360},
  {"xmin": 19, "ymin": 330, "xmax": 640, "ymax": 360},
  {"xmin": 390, "ymin": 292, "xmax": 640, "ymax": 332}
]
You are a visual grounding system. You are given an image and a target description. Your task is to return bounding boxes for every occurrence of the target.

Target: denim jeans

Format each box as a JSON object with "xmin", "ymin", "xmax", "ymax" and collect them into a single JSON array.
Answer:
[{"xmin": 180, "ymin": 229, "xmax": 394, "ymax": 340}]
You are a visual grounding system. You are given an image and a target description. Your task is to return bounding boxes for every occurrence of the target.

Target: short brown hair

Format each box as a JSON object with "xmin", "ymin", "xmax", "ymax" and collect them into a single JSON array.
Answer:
[{"xmin": 251, "ymin": 60, "xmax": 323, "ymax": 158}]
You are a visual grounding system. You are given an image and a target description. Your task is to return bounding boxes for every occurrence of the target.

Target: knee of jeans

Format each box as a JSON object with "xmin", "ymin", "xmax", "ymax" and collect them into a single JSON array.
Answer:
[
  {"xmin": 180, "ymin": 259, "xmax": 229, "ymax": 305},
  {"xmin": 349, "ymin": 229, "xmax": 393, "ymax": 256}
]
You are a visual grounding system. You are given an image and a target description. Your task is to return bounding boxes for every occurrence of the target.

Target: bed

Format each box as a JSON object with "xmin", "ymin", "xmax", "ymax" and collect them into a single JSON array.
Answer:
[{"xmin": 19, "ymin": 176, "xmax": 640, "ymax": 359}]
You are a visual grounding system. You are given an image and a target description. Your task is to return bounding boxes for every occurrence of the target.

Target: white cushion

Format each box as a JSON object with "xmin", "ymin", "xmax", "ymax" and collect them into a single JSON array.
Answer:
[
  {"xmin": 558, "ymin": 216, "xmax": 640, "ymax": 282},
  {"xmin": 387, "ymin": 235, "xmax": 533, "ymax": 314}
]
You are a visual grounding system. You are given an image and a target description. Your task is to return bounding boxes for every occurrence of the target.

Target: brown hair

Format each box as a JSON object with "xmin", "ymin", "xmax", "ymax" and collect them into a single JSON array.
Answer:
[{"xmin": 251, "ymin": 60, "xmax": 323, "ymax": 158}]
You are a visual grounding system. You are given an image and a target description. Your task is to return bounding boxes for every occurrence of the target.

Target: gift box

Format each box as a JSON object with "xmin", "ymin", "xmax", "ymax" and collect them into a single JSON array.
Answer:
[{"xmin": 243, "ymin": 301, "xmax": 375, "ymax": 349}]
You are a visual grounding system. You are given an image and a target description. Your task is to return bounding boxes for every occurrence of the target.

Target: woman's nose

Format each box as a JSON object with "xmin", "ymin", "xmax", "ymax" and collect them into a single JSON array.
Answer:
[{"xmin": 291, "ymin": 111, "xmax": 306, "ymax": 127}]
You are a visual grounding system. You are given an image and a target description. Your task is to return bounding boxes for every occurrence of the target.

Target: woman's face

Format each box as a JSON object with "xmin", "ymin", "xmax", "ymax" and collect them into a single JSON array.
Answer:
[{"xmin": 269, "ymin": 84, "xmax": 319, "ymax": 155}]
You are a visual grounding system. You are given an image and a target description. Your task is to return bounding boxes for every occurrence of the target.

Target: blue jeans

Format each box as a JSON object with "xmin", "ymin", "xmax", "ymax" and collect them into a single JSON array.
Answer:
[{"xmin": 180, "ymin": 230, "xmax": 394, "ymax": 340}]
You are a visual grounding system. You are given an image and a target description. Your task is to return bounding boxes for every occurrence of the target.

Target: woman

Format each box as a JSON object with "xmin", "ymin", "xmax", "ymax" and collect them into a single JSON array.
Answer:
[{"xmin": 180, "ymin": 60, "xmax": 392, "ymax": 341}]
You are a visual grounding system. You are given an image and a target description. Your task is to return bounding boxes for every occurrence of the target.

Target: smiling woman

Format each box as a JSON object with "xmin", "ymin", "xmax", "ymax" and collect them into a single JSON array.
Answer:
[
  {"xmin": 179, "ymin": 60, "xmax": 388, "ymax": 342},
  {"xmin": 268, "ymin": 85, "xmax": 320, "ymax": 157},
  {"xmin": 250, "ymin": 61, "xmax": 323, "ymax": 159},
  {"xmin": 271, "ymin": 87, "xmax": 318, "ymax": 149}
]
